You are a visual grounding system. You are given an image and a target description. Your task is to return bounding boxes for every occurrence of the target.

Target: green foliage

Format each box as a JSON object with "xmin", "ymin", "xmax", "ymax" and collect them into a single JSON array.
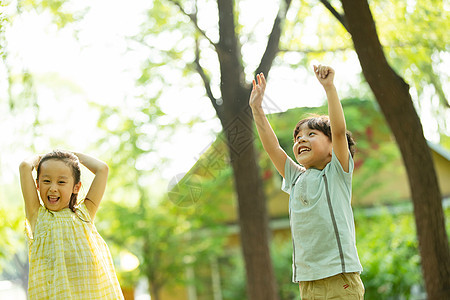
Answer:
[
  {"xmin": 370, "ymin": 0, "xmax": 450, "ymax": 139},
  {"xmin": 17, "ymin": 0, "xmax": 87, "ymax": 28},
  {"xmin": 135, "ymin": 0, "xmax": 198, "ymax": 87},
  {"xmin": 1, "ymin": 0, "xmax": 86, "ymax": 135},
  {"xmin": 219, "ymin": 250, "xmax": 247, "ymax": 300},
  {"xmin": 97, "ymin": 199, "xmax": 226, "ymax": 291},
  {"xmin": 219, "ymin": 240, "xmax": 299, "ymax": 300},
  {"xmin": 0, "ymin": 203, "xmax": 28, "ymax": 292},
  {"xmin": 1, "ymin": 0, "xmax": 448, "ymax": 297},
  {"xmin": 94, "ymin": 94, "xmax": 227, "ymax": 297},
  {"xmin": 0, "ymin": 206, "xmax": 23, "ymax": 261},
  {"xmin": 0, "ymin": 2, "xmax": 6, "ymax": 57},
  {"xmin": 271, "ymin": 238, "xmax": 300, "ymax": 300},
  {"xmin": 356, "ymin": 209, "xmax": 425, "ymax": 299},
  {"xmin": 280, "ymin": 0, "xmax": 449, "ymax": 141},
  {"xmin": 218, "ymin": 207, "xmax": 441, "ymax": 300},
  {"xmin": 179, "ymin": 97, "xmax": 407, "ymax": 211},
  {"xmin": 262, "ymin": 98, "xmax": 404, "ymax": 205}
]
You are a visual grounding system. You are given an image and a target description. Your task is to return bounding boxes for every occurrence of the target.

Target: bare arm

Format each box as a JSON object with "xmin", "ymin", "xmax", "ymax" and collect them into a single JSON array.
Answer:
[
  {"xmin": 73, "ymin": 152, "xmax": 109, "ymax": 220},
  {"xmin": 19, "ymin": 155, "xmax": 41, "ymax": 231},
  {"xmin": 249, "ymin": 73, "xmax": 288, "ymax": 178},
  {"xmin": 314, "ymin": 65, "xmax": 350, "ymax": 172}
]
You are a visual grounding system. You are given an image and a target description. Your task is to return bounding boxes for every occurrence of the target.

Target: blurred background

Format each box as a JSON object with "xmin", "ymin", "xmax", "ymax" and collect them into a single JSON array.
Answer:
[{"xmin": 0, "ymin": 0, "xmax": 449, "ymax": 299}]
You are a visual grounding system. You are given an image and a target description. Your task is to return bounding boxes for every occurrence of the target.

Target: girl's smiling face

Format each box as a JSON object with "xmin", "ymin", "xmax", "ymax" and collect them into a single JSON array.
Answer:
[
  {"xmin": 293, "ymin": 123, "xmax": 332, "ymax": 170},
  {"xmin": 37, "ymin": 159, "xmax": 80, "ymax": 211}
]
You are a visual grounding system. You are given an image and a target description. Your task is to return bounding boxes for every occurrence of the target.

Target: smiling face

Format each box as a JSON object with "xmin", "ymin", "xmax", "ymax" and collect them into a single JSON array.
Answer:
[
  {"xmin": 37, "ymin": 159, "xmax": 81, "ymax": 211},
  {"xmin": 293, "ymin": 122, "xmax": 332, "ymax": 170}
]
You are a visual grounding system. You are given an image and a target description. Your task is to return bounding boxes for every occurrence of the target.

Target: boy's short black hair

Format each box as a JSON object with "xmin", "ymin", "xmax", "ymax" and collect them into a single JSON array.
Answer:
[{"xmin": 293, "ymin": 115, "xmax": 356, "ymax": 158}]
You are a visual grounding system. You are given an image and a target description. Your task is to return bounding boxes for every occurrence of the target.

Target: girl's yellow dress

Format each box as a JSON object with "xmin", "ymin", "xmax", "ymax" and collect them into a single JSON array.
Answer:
[{"xmin": 26, "ymin": 202, "xmax": 124, "ymax": 299}]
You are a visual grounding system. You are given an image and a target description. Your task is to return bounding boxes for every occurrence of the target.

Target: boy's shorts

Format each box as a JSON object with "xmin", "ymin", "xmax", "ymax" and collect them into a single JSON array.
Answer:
[{"xmin": 299, "ymin": 272, "xmax": 364, "ymax": 299}]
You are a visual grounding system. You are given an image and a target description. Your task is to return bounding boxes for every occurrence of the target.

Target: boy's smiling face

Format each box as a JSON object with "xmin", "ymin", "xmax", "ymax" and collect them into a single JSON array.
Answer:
[
  {"xmin": 36, "ymin": 159, "xmax": 80, "ymax": 211},
  {"xmin": 293, "ymin": 123, "xmax": 332, "ymax": 170}
]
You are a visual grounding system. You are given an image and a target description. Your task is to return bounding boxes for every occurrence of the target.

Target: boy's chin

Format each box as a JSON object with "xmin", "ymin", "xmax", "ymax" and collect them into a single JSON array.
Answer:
[{"xmin": 294, "ymin": 157, "xmax": 305, "ymax": 166}]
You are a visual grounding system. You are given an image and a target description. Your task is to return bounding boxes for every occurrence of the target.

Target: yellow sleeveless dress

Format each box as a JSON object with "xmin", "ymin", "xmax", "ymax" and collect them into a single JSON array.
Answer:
[{"xmin": 26, "ymin": 202, "xmax": 124, "ymax": 299}]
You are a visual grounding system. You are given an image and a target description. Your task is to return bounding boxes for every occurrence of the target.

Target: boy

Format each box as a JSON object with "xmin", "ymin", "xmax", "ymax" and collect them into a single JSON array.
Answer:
[{"xmin": 249, "ymin": 65, "xmax": 364, "ymax": 299}]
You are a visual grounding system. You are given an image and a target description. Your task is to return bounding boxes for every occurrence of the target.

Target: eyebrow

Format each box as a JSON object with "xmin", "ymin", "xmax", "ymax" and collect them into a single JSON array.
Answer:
[
  {"xmin": 296, "ymin": 128, "xmax": 315, "ymax": 135},
  {"xmin": 40, "ymin": 175, "xmax": 70, "ymax": 179}
]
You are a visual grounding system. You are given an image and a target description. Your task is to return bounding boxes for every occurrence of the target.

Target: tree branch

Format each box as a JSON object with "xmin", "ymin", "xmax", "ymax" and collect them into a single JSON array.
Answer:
[
  {"xmin": 319, "ymin": 0, "xmax": 348, "ymax": 31},
  {"xmin": 166, "ymin": 0, "xmax": 218, "ymax": 51},
  {"xmin": 194, "ymin": 36, "xmax": 225, "ymax": 117},
  {"xmin": 255, "ymin": 0, "xmax": 292, "ymax": 78},
  {"xmin": 340, "ymin": 0, "xmax": 450, "ymax": 295},
  {"xmin": 166, "ymin": 0, "xmax": 224, "ymax": 117},
  {"xmin": 281, "ymin": 41, "xmax": 440, "ymax": 55},
  {"xmin": 279, "ymin": 46, "xmax": 352, "ymax": 54},
  {"xmin": 194, "ymin": 41, "xmax": 215, "ymax": 103}
]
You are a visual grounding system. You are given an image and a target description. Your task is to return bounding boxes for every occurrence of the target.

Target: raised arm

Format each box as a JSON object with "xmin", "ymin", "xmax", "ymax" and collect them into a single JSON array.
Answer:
[
  {"xmin": 73, "ymin": 152, "xmax": 109, "ymax": 220},
  {"xmin": 314, "ymin": 65, "xmax": 350, "ymax": 172},
  {"xmin": 249, "ymin": 73, "xmax": 288, "ymax": 178},
  {"xmin": 19, "ymin": 155, "xmax": 42, "ymax": 231}
]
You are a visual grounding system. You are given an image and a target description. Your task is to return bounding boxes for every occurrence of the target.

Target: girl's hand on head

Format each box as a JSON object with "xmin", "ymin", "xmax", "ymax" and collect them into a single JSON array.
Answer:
[
  {"xmin": 314, "ymin": 65, "xmax": 335, "ymax": 89},
  {"xmin": 249, "ymin": 73, "xmax": 266, "ymax": 110},
  {"xmin": 32, "ymin": 155, "xmax": 42, "ymax": 170},
  {"xmin": 22, "ymin": 154, "xmax": 42, "ymax": 171}
]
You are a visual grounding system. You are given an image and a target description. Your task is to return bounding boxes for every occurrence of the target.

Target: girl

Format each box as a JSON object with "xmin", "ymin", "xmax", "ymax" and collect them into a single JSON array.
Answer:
[{"xmin": 19, "ymin": 150, "xmax": 124, "ymax": 299}]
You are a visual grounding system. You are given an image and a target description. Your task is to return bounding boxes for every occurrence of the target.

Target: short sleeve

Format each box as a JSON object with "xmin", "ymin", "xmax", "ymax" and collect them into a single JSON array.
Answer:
[
  {"xmin": 75, "ymin": 201, "xmax": 93, "ymax": 223},
  {"xmin": 24, "ymin": 205, "xmax": 46, "ymax": 247},
  {"xmin": 25, "ymin": 218, "xmax": 33, "ymax": 242},
  {"xmin": 281, "ymin": 157, "xmax": 304, "ymax": 194},
  {"xmin": 327, "ymin": 149, "xmax": 354, "ymax": 183}
]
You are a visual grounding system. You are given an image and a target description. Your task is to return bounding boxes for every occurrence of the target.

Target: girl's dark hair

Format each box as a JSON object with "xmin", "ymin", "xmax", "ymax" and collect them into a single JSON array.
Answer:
[
  {"xmin": 36, "ymin": 150, "xmax": 81, "ymax": 212},
  {"xmin": 293, "ymin": 115, "xmax": 356, "ymax": 158}
]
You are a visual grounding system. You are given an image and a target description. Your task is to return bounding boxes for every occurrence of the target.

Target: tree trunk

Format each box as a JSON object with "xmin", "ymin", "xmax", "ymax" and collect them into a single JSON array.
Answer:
[
  {"xmin": 149, "ymin": 280, "xmax": 160, "ymax": 300},
  {"xmin": 340, "ymin": 1, "xmax": 450, "ymax": 298},
  {"xmin": 223, "ymin": 102, "xmax": 280, "ymax": 300},
  {"xmin": 215, "ymin": 1, "xmax": 280, "ymax": 299}
]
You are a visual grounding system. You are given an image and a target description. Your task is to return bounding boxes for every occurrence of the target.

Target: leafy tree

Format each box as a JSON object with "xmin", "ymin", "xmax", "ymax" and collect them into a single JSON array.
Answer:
[
  {"xmin": 219, "ymin": 208, "xmax": 450, "ymax": 300},
  {"xmin": 280, "ymin": 0, "xmax": 449, "ymax": 140},
  {"xmin": 372, "ymin": 0, "xmax": 449, "ymax": 110},
  {"xmin": 336, "ymin": 1, "xmax": 450, "ymax": 297},
  {"xmin": 135, "ymin": 0, "xmax": 450, "ymax": 298},
  {"xmin": 1, "ymin": 0, "xmax": 84, "ymax": 108},
  {"xmin": 95, "ymin": 104, "xmax": 226, "ymax": 300},
  {"xmin": 4, "ymin": 0, "xmax": 449, "ymax": 298},
  {"xmin": 135, "ymin": 0, "xmax": 295, "ymax": 298},
  {"xmin": 356, "ymin": 210, "xmax": 424, "ymax": 299},
  {"xmin": 1, "ymin": 0, "xmax": 87, "ymax": 150},
  {"xmin": 0, "ymin": 204, "xmax": 29, "ymax": 296}
]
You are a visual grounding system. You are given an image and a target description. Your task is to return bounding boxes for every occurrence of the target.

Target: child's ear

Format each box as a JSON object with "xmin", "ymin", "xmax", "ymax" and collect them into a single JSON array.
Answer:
[
  {"xmin": 36, "ymin": 179, "xmax": 40, "ymax": 190},
  {"xmin": 73, "ymin": 182, "xmax": 81, "ymax": 194}
]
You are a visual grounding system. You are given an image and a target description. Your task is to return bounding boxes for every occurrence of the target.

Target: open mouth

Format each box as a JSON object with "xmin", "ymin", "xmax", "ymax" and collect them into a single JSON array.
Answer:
[
  {"xmin": 48, "ymin": 196, "xmax": 60, "ymax": 203},
  {"xmin": 298, "ymin": 147, "xmax": 311, "ymax": 155}
]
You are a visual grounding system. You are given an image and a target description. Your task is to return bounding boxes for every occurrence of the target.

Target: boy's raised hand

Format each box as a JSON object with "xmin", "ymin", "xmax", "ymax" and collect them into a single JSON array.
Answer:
[
  {"xmin": 249, "ymin": 73, "xmax": 266, "ymax": 109},
  {"xmin": 314, "ymin": 65, "xmax": 335, "ymax": 89}
]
